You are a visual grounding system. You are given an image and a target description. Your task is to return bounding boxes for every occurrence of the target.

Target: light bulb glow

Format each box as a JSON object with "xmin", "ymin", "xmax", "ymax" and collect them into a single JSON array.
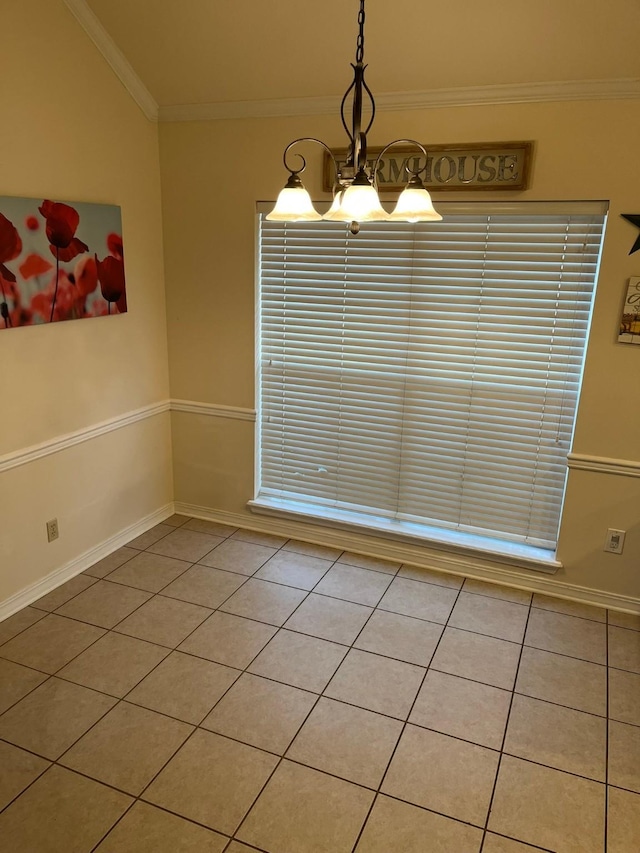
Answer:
[
  {"xmin": 388, "ymin": 187, "xmax": 442, "ymax": 222},
  {"xmin": 323, "ymin": 184, "xmax": 389, "ymax": 222},
  {"xmin": 266, "ymin": 187, "xmax": 322, "ymax": 222}
]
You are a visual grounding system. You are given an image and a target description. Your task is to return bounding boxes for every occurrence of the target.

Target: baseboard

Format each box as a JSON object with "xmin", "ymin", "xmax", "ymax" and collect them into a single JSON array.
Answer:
[
  {"xmin": 175, "ymin": 501, "xmax": 640, "ymax": 615},
  {"xmin": 0, "ymin": 503, "xmax": 175, "ymax": 621}
]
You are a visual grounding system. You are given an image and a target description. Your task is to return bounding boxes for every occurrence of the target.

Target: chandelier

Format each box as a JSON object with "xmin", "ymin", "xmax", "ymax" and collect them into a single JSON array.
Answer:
[{"xmin": 267, "ymin": 0, "xmax": 442, "ymax": 235}]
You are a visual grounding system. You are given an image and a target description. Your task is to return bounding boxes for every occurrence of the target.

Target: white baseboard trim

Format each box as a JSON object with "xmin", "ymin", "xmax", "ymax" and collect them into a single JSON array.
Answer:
[
  {"xmin": 175, "ymin": 500, "xmax": 640, "ymax": 615},
  {"xmin": 568, "ymin": 452, "xmax": 640, "ymax": 478},
  {"xmin": 0, "ymin": 401, "xmax": 171, "ymax": 474},
  {"xmin": 0, "ymin": 503, "xmax": 174, "ymax": 622}
]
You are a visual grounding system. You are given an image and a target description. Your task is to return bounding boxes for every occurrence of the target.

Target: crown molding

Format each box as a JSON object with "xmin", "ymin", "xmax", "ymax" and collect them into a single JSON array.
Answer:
[
  {"xmin": 63, "ymin": 0, "xmax": 159, "ymax": 122},
  {"xmin": 158, "ymin": 78, "xmax": 640, "ymax": 123}
]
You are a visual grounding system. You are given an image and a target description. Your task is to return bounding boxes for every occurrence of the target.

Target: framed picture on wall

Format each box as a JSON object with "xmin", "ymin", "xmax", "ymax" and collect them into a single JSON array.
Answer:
[
  {"xmin": 0, "ymin": 195, "xmax": 126, "ymax": 331},
  {"xmin": 618, "ymin": 276, "xmax": 640, "ymax": 345}
]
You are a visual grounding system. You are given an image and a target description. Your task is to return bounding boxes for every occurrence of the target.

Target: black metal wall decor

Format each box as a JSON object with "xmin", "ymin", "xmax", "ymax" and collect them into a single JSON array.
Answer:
[{"xmin": 621, "ymin": 214, "xmax": 640, "ymax": 255}]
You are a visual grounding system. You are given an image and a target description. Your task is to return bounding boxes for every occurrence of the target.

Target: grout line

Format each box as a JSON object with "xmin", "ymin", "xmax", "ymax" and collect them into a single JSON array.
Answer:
[{"xmin": 478, "ymin": 595, "xmax": 533, "ymax": 851}]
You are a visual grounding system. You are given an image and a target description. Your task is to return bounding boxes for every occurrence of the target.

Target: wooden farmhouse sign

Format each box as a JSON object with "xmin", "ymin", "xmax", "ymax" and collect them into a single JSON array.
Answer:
[{"xmin": 323, "ymin": 141, "xmax": 533, "ymax": 193}]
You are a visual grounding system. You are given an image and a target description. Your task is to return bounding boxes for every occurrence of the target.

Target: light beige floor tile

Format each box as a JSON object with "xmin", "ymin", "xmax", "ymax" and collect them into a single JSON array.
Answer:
[
  {"xmin": 202, "ymin": 672, "xmax": 316, "ymax": 754},
  {"xmin": 609, "ymin": 611, "xmax": 640, "ymax": 631},
  {"xmin": 609, "ymin": 625, "xmax": 640, "ymax": 673},
  {"xmin": 283, "ymin": 538, "xmax": 343, "ymax": 560},
  {"xmin": 0, "ymin": 741, "xmax": 50, "ymax": 810},
  {"xmin": 0, "ymin": 613, "xmax": 105, "ymax": 673},
  {"xmin": 179, "ymin": 611, "xmax": 277, "ymax": 668},
  {"xmin": 382, "ymin": 724, "xmax": 499, "ymax": 825},
  {"xmin": 115, "ymin": 595, "xmax": 212, "ymax": 648},
  {"xmin": 148, "ymin": 528, "xmax": 223, "ymax": 562},
  {"xmin": 184, "ymin": 518, "xmax": 237, "ymax": 537},
  {"xmin": 430, "ymin": 626, "xmax": 521, "ymax": 689},
  {"xmin": 95, "ymin": 801, "xmax": 228, "ymax": 852},
  {"xmin": 238, "ymin": 760, "xmax": 374, "ymax": 853},
  {"xmin": 198, "ymin": 538, "xmax": 276, "ymax": 575},
  {"xmin": 255, "ymin": 551, "xmax": 333, "ymax": 590},
  {"xmin": 609, "ymin": 720, "xmax": 640, "ymax": 793},
  {"xmin": 0, "ymin": 658, "xmax": 48, "ymax": 713},
  {"xmin": 248, "ymin": 629, "xmax": 347, "ymax": 692},
  {"xmin": 0, "ymin": 677, "xmax": 115, "ymax": 759},
  {"xmin": 483, "ymin": 835, "xmax": 547, "ymax": 852},
  {"xmin": 325, "ymin": 648, "xmax": 425, "ymax": 719},
  {"xmin": 0, "ymin": 607, "xmax": 47, "ymax": 646},
  {"xmin": 287, "ymin": 697, "xmax": 402, "ymax": 788},
  {"xmin": 284, "ymin": 593, "xmax": 372, "ymax": 645},
  {"xmin": 410, "ymin": 670, "xmax": 511, "ymax": 749},
  {"xmin": 231, "ymin": 528, "xmax": 288, "ymax": 548},
  {"xmin": 127, "ymin": 523, "xmax": 175, "ymax": 550},
  {"xmin": 355, "ymin": 794, "xmax": 483, "ymax": 853},
  {"xmin": 354, "ymin": 609, "xmax": 443, "ymax": 667},
  {"xmin": 313, "ymin": 563, "xmax": 393, "ymax": 606},
  {"xmin": 608, "ymin": 785, "xmax": 640, "ymax": 853},
  {"xmin": 448, "ymin": 592, "xmax": 529, "ymax": 643},
  {"xmin": 338, "ymin": 552, "xmax": 400, "ymax": 575},
  {"xmin": 505, "ymin": 694, "xmax": 606, "ymax": 781},
  {"xmin": 83, "ymin": 547, "xmax": 138, "ymax": 578},
  {"xmin": 144, "ymin": 729, "xmax": 278, "ymax": 835},
  {"xmin": 0, "ymin": 766, "xmax": 131, "ymax": 853},
  {"xmin": 226, "ymin": 844, "xmax": 259, "ymax": 853},
  {"xmin": 396, "ymin": 564, "xmax": 463, "ymax": 588},
  {"xmin": 609, "ymin": 667, "xmax": 640, "ymax": 726},
  {"xmin": 462, "ymin": 578, "xmax": 532, "ymax": 605},
  {"xmin": 488, "ymin": 755, "xmax": 605, "ymax": 852},
  {"xmin": 378, "ymin": 577, "xmax": 458, "ymax": 624},
  {"xmin": 524, "ymin": 608, "xmax": 606, "ymax": 664},
  {"xmin": 160, "ymin": 565, "xmax": 247, "ymax": 609},
  {"xmin": 515, "ymin": 645, "xmax": 607, "ymax": 716},
  {"xmin": 126, "ymin": 651, "xmax": 240, "ymax": 723},
  {"xmin": 58, "ymin": 631, "xmax": 170, "ymax": 697},
  {"xmin": 60, "ymin": 701, "xmax": 193, "ymax": 795},
  {"xmin": 532, "ymin": 593, "xmax": 606, "ymax": 623},
  {"xmin": 32, "ymin": 574, "xmax": 97, "ymax": 612},
  {"xmin": 106, "ymin": 551, "xmax": 191, "ymax": 593},
  {"xmin": 163, "ymin": 513, "xmax": 190, "ymax": 527},
  {"xmin": 55, "ymin": 580, "xmax": 151, "ymax": 629},
  {"xmin": 220, "ymin": 578, "xmax": 307, "ymax": 626}
]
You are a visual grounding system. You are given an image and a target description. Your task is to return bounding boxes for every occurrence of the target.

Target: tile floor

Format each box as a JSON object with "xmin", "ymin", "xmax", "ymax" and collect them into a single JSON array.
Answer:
[{"xmin": 1, "ymin": 514, "xmax": 639, "ymax": 852}]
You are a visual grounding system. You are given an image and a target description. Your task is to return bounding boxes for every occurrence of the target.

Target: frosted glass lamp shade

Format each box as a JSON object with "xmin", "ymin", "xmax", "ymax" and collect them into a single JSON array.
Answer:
[
  {"xmin": 266, "ymin": 176, "xmax": 322, "ymax": 222},
  {"xmin": 388, "ymin": 183, "xmax": 442, "ymax": 222},
  {"xmin": 324, "ymin": 183, "xmax": 389, "ymax": 222}
]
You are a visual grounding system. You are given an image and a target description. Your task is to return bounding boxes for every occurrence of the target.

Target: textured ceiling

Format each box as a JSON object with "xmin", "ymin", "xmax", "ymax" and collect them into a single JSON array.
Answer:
[{"xmin": 84, "ymin": 0, "xmax": 640, "ymax": 107}]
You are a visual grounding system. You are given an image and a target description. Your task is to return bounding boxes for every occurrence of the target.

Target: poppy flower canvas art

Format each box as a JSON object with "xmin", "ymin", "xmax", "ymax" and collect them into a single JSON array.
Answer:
[{"xmin": 0, "ymin": 195, "xmax": 127, "ymax": 330}]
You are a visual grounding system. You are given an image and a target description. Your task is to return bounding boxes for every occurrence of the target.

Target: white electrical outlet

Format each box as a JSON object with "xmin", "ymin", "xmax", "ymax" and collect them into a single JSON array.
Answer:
[
  {"xmin": 604, "ymin": 528, "xmax": 625, "ymax": 554},
  {"xmin": 46, "ymin": 518, "xmax": 59, "ymax": 542}
]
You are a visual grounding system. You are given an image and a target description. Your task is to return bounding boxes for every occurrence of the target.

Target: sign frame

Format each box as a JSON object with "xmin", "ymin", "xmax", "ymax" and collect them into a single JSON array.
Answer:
[{"xmin": 322, "ymin": 140, "xmax": 533, "ymax": 193}]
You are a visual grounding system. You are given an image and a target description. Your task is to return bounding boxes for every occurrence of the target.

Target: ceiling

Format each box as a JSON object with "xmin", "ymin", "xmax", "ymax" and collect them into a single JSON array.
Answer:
[{"xmin": 82, "ymin": 0, "xmax": 639, "ymax": 110}]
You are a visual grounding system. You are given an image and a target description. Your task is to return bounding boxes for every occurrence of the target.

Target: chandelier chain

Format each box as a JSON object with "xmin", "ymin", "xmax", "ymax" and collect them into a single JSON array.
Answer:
[{"xmin": 356, "ymin": 0, "xmax": 365, "ymax": 64}]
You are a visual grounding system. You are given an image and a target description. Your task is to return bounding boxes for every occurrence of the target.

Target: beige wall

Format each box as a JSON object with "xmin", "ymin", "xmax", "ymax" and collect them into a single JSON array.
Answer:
[
  {"xmin": 161, "ymin": 98, "xmax": 640, "ymax": 601},
  {"xmin": 0, "ymin": 0, "xmax": 172, "ymax": 606}
]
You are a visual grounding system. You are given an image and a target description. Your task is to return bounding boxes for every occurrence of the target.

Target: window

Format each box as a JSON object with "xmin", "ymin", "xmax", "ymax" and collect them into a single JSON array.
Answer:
[{"xmin": 254, "ymin": 202, "xmax": 606, "ymax": 565}]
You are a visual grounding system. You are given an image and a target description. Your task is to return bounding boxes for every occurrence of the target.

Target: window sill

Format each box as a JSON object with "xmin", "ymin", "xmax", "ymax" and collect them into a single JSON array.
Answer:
[{"xmin": 248, "ymin": 497, "xmax": 561, "ymax": 574}]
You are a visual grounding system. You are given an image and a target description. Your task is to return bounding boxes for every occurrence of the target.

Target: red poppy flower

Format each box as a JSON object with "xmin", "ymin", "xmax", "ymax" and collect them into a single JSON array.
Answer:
[
  {"xmin": 74, "ymin": 255, "xmax": 98, "ymax": 298},
  {"xmin": 26, "ymin": 215, "xmax": 39, "ymax": 231},
  {"xmin": 19, "ymin": 253, "xmax": 53, "ymax": 280},
  {"xmin": 95, "ymin": 254, "xmax": 126, "ymax": 304},
  {"xmin": 38, "ymin": 200, "xmax": 88, "ymax": 262},
  {"xmin": 107, "ymin": 232, "xmax": 124, "ymax": 260},
  {"xmin": 0, "ymin": 213, "xmax": 22, "ymax": 264}
]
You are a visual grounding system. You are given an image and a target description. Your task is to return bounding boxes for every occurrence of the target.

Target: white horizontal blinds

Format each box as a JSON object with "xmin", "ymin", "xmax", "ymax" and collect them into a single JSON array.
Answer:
[{"xmin": 258, "ymin": 205, "xmax": 605, "ymax": 549}]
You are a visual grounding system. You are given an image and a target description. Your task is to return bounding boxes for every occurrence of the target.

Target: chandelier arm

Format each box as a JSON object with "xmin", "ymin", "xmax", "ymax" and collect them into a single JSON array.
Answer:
[
  {"xmin": 340, "ymin": 78, "xmax": 357, "ymax": 144},
  {"xmin": 371, "ymin": 138, "xmax": 429, "ymax": 189},
  {"xmin": 361, "ymin": 74, "xmax": 376, "ymax": 137},
  {"xmin": 282, "ymin": 137, "xmax": 340, "ymax": 186}
]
